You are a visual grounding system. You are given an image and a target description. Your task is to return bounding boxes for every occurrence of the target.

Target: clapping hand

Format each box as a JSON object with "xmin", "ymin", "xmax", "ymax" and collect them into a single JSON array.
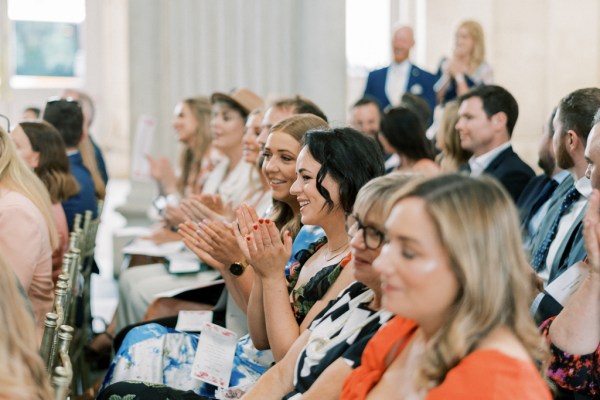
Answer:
[
  {"xmin": 180, "ymin": 195, "xmax": 231, "ymax": 223},
  {"xmin": 234, "ymin": 204, "xmax": 292, "ymax": 279},
  {"xmin": 146, "ymin": 154, "xmax": 177, "ymax": 194},
  {"xmin": 583, "ymin": 189, "xmax": 600, "ymax": 275}
]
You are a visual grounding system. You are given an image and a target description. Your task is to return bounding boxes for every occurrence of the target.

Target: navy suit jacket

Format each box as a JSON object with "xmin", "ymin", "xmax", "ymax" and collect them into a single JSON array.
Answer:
[
  {"xmin": 364, "ymin": 63, "xmax": 436, "ymax": 115},
  {"xmin": 481, "ymin": 146, "xmax": 535, "ymax": 202},
  {"xmin": 62, "ymin": 152, "xmax": 98, "ymax": 230}
]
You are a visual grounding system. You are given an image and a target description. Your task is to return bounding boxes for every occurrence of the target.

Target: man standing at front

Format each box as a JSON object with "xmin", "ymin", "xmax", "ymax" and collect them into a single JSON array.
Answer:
[
  {"xmin": 363, "ymin": 25, "xmax": 436, "ymax": 114},
  {"xmin": 456, "ymin": 84, "xmax": 534, "ymax": 201}
]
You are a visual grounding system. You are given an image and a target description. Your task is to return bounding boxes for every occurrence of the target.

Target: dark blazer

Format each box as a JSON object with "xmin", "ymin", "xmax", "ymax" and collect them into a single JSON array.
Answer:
[
  {"xmin": 517, "ymin": 174, "xmax": 551, "ymax": 221},
  {"xmin": 364, "ymin": 63, "xmax": 436, "ymax": 115},
  {"xmin": 518, "ymin": 173, "xmax": 574, "ymax": 240},
  {"xmin": 62, "ymin": 152, "xmax": 98, "ymax": 230},
  {"xmin": 482, "ymin": 146, "xmax": 535, "ymax": 202}
]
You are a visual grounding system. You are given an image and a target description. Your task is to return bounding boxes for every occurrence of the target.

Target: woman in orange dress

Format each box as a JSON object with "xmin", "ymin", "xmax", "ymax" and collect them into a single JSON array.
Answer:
[{"xmin": 341, "ymin": 174, "xmax": 551, "ymax": 399}]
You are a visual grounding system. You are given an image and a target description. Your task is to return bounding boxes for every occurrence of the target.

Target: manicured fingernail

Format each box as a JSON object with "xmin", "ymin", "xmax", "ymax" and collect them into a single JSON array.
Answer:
[
  {"xmin": 197, "ymin": 221, "xmax": 203, "ymax": 227},
  {"xmin": 196, "ymin": 230, "xmax": 202, "ymax": 235},
  {"xmin": 246, "ymin": 236, "xmax": 251, "ymax": 241},
  {"xmin": 258, "ymin": 218, "xmax": 264, "ymax": 224},
  {"xmin": 253, "ymin": 224, "xmax": 258, "ymax": 230},
  {"xmin": 265, "ymin": 219, "xmax": 271, "ymax": 224}
]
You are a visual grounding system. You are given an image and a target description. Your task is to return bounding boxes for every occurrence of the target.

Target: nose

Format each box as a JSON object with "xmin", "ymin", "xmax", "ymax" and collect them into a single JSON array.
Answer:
[
  {"xmin": 586, "ymin": 164, "xmax": 592, "ymax": 179},
  {"xmin": 455, "ymin": 118, "xmax": 464, "ymax": 132},
  {"xmin": 242, "ymin": 128, "xmax": 253, "ymax": 146},
  {"xmin": 289, "ymin": 175, "xmax": 301, "ymax": 196},
  {"xmin": 264, "ymin": 157, "xmax": 278, "ymax": 173},
  {"xmin": 350, "ymin": 227, "xmax": 366, "ymax": 250},
  {"xmin": 372, "ymin": 243, "xmax": 390, "ymax": 274}
]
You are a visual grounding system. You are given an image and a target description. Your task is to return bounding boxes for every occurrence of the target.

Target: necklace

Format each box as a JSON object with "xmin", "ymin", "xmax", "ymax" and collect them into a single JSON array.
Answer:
[{"xmin": 324, "ymin": 242, "xmax": 350, "ymax": 262}]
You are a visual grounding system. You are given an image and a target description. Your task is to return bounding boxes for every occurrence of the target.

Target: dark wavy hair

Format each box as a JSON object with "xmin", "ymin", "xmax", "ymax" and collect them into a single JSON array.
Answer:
[
  {"xmin": 18, "ymin": 121, "xmax": 79, "ymax": 203},
  {"xmin": 302, "ymin": 127, "xmax": 385, "ymax": 214}
]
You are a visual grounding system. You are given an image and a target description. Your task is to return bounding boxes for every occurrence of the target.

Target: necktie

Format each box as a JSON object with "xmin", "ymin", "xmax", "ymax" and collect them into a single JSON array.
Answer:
[
  {"xmin": 530, "ymin": 187, "xmax": 581, "ymax": 271},
  {"xmin": 528, "ymin": 179, "xmax": 559, "ymax": 218}
]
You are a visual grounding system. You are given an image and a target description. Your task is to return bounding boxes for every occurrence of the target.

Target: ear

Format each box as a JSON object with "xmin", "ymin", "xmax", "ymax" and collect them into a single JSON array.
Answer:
[
  {"xmin": 567, "ymin": 130, "xmax": 580, "ymax": 151},
  {"xmin": 491, "ymin": 111, "xmax": 508, "ymax": 129},
  {"xmin": 31, "ymin": 151, "xmax": 40, "ymax": 169}
]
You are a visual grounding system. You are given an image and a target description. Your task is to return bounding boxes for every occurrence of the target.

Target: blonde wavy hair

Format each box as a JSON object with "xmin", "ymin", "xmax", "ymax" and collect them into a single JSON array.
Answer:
[
  {"xmin": 436, "ymin": 101, "xmax": 472, "ymax": 171},
  {"xmin": 457, "ymin": 20, "xmax": 486, "ymax": 74},
  {"xmin": 0, "ymin": 253, "xmax": 53, "ymax": 399},
  {"xmin": 388, "ymin": 174, "xmax": 548, "ymax": 388},
  {"xmin": 0, "ymin": 127, "xmax": 58, "ymax": 250},
  {"xmin": 177, "ymin": 97, "xmax": 212, "ymax": 195},
  {"xmin": 268, "ymin": 113, "xmax": 328, "ymax": 239}
]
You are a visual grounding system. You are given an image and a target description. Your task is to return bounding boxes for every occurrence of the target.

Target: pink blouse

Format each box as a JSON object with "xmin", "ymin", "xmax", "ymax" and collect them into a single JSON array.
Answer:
[{"xmin": 0, "ymin": 188, "xmax": 54, "ymax": 341}]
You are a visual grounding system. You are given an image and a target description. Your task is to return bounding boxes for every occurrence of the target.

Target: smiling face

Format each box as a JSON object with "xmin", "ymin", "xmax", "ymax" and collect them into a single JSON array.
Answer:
[
  {"xmin": 351, "ymin": 103, "xmax": 381, "ymax": 139},
  {"xmin": 210, "ymin": 103, "xmax": 246, "ymax": 153},
  {"xmin": 456, "ymin": 97, "xmax": 496, "ymax": 157},
  {"xmin": 11, "ymin": 125, "xmax": 39, "ymax": 169},
  {"xmin": 290, "ymin": 147, "xmax": 342, "ymax": 226},
  {"xmin": 242, "ymin": 112, "xmax": 263, "ymax": 164},
  {"xmin": 374, "ymin": 197, "xmax": 458, "ymax": 332},
  {"xmin": 349, "ymin": 207, "xmax": 385, "ymax": 291},
  {"xmin": 262, "ymin": 131, "xmax": 301, "ymax": 205},
  {"xmin": 172, "ymin": 102, "xmax": 199, "ymax": 146}
]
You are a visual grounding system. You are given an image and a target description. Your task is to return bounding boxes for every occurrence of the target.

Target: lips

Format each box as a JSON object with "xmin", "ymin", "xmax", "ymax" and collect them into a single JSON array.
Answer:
[{"xmin": 298, "ymin": 199, "xmax": 310, "ymax": 210}]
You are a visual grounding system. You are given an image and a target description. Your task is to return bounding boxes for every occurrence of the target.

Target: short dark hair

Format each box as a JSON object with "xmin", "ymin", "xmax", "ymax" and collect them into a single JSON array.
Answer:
[
  {"xmin": 459, "ymin": 85, "xmax": 519, "ymax": 136},
  {"xmin": 380, "ymin": 107, "xmax": 434, "ymax": 161},
  {"xmin": 24, "ymin": 107, "xmax": 41, "ymax": 118},
  {"xmin": 42, "ymin": 99, "xmax": 84, "ymax": 147},
  {"xmin": 352, "ymin": 96, "xmax": 382, "ymax": 111},
  {"xmin": 556, "ymin": 88, "xmax": 600, "ymax": 143},
  {"xmin": 272, "ymin": 96, "xmax": 328, "ymax": 122},
  {"xmin": 302, "ymin": 127, "xmax": 385, "ymax": 214}
]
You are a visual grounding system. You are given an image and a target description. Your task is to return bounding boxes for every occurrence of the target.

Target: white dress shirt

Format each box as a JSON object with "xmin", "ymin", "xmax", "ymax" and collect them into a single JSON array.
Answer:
[
  {"xmin": 385, "ymin": 60, "xmax": 410, "ymax": 107},
  {"xmin": 467, "ymin": 142, "xmax": 511, "ymax": 177}
]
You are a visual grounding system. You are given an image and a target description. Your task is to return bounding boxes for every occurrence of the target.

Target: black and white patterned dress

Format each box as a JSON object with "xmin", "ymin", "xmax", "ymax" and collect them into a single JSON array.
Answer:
[{"xmin": 283, "ymin": 281, "xmax": 393, "ymax": 399}]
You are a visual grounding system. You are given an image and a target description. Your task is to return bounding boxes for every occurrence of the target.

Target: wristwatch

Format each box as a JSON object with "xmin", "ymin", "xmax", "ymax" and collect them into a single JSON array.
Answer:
[{"xmin": 229, "ymin": 260, "xmax": 248, "ymax": 277}]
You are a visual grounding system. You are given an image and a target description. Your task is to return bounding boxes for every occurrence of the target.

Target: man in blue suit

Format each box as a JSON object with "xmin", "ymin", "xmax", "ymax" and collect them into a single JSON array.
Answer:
[{"xmin": 363, "ymin": 25, "xmax": 436, "ymax": 116}]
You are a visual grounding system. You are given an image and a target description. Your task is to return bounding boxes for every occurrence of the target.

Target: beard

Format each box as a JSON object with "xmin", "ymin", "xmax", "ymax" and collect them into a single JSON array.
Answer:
[
  {"xmin": 554, "ymin": 137, "xmax": 574, "ymax": 170},
  {"xmin": 537, "ymin": 152, "xmax": 556, "ymax": 176}
]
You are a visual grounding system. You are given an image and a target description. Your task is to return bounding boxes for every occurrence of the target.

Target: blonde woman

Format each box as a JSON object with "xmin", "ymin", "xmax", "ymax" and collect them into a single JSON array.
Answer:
[
  {"xmin": 434, "ymin": 20, "xmax": 494, "ymax": 104},
  {"xmin": 0, "ymin": 127, "xmax": 57, "ymax": 340},
  {"xmin": 0, "ymin": 254, "xmax": 53, "ymax": 400},
  {"xmin": 434, "ymin": 100, "xmax": 472, "ymax": 171},
  {"xmin": 342, "ymin": 174, "xmax": 551, "ymax": 399}
]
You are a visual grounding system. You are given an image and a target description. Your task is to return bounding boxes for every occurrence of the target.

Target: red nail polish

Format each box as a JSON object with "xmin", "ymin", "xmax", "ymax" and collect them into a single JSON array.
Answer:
[
  {"xmin": 246, "ymin": 237, "xmax": 251, "ymax": 241},
  {"xmin": 265, "ymin": 219, "xmax": 271, "ymax": 224},
  {"xmin": 258, "ymin": 218, "xmax": 264, "ymax": 224},
  {"xmin": 253, "ymin": 224, "xmax": 258, "ymax": 230}
]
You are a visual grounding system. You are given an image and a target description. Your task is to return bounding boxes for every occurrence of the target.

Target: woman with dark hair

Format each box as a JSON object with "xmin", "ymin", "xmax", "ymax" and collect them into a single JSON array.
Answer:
[
  {"xmin": 98, "ymin": 126, "xmax": 385, "ymax": 398},
  {"xmin": 239, "ymin": 127, "xmax": 385, "ymax": 360},
  {"xmin": 380, "ymin": 106, "xmax": 440, "ymax": 176},
  {"xmin": 12, "ymin": 121, "xmax": 80, "ymax": 282}
]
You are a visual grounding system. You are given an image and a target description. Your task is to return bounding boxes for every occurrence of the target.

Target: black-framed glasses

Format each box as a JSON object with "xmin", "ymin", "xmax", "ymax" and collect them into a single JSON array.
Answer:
[
  {"xmin": 0, "ymin": 114, "xmax": 10, "ymax": 133},
  {"xmin": 346, "ymin": 214, "xmax": 385, "ymax": 250}
]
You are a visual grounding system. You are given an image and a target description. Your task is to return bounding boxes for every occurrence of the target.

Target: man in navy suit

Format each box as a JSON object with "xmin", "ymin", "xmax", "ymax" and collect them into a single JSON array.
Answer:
[
  {"xmin": 456, "ymin": 85, "xmax": 534, "ymax": 201},
  {"xmin": 363, "ymin": 25, "xmax": 436, "ymax": 116}
]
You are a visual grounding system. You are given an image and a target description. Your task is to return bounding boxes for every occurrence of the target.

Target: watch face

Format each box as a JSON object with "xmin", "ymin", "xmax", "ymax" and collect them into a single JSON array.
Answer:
[{"xmin": 229, "ymin": 262, "xmax": 244, "ymax": 276}]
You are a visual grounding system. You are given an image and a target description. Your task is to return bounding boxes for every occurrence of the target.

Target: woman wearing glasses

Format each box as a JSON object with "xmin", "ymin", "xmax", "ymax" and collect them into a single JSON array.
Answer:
[{"xmin": 341, "ymin": 175, "xmax": 550, "ymax": 399}]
